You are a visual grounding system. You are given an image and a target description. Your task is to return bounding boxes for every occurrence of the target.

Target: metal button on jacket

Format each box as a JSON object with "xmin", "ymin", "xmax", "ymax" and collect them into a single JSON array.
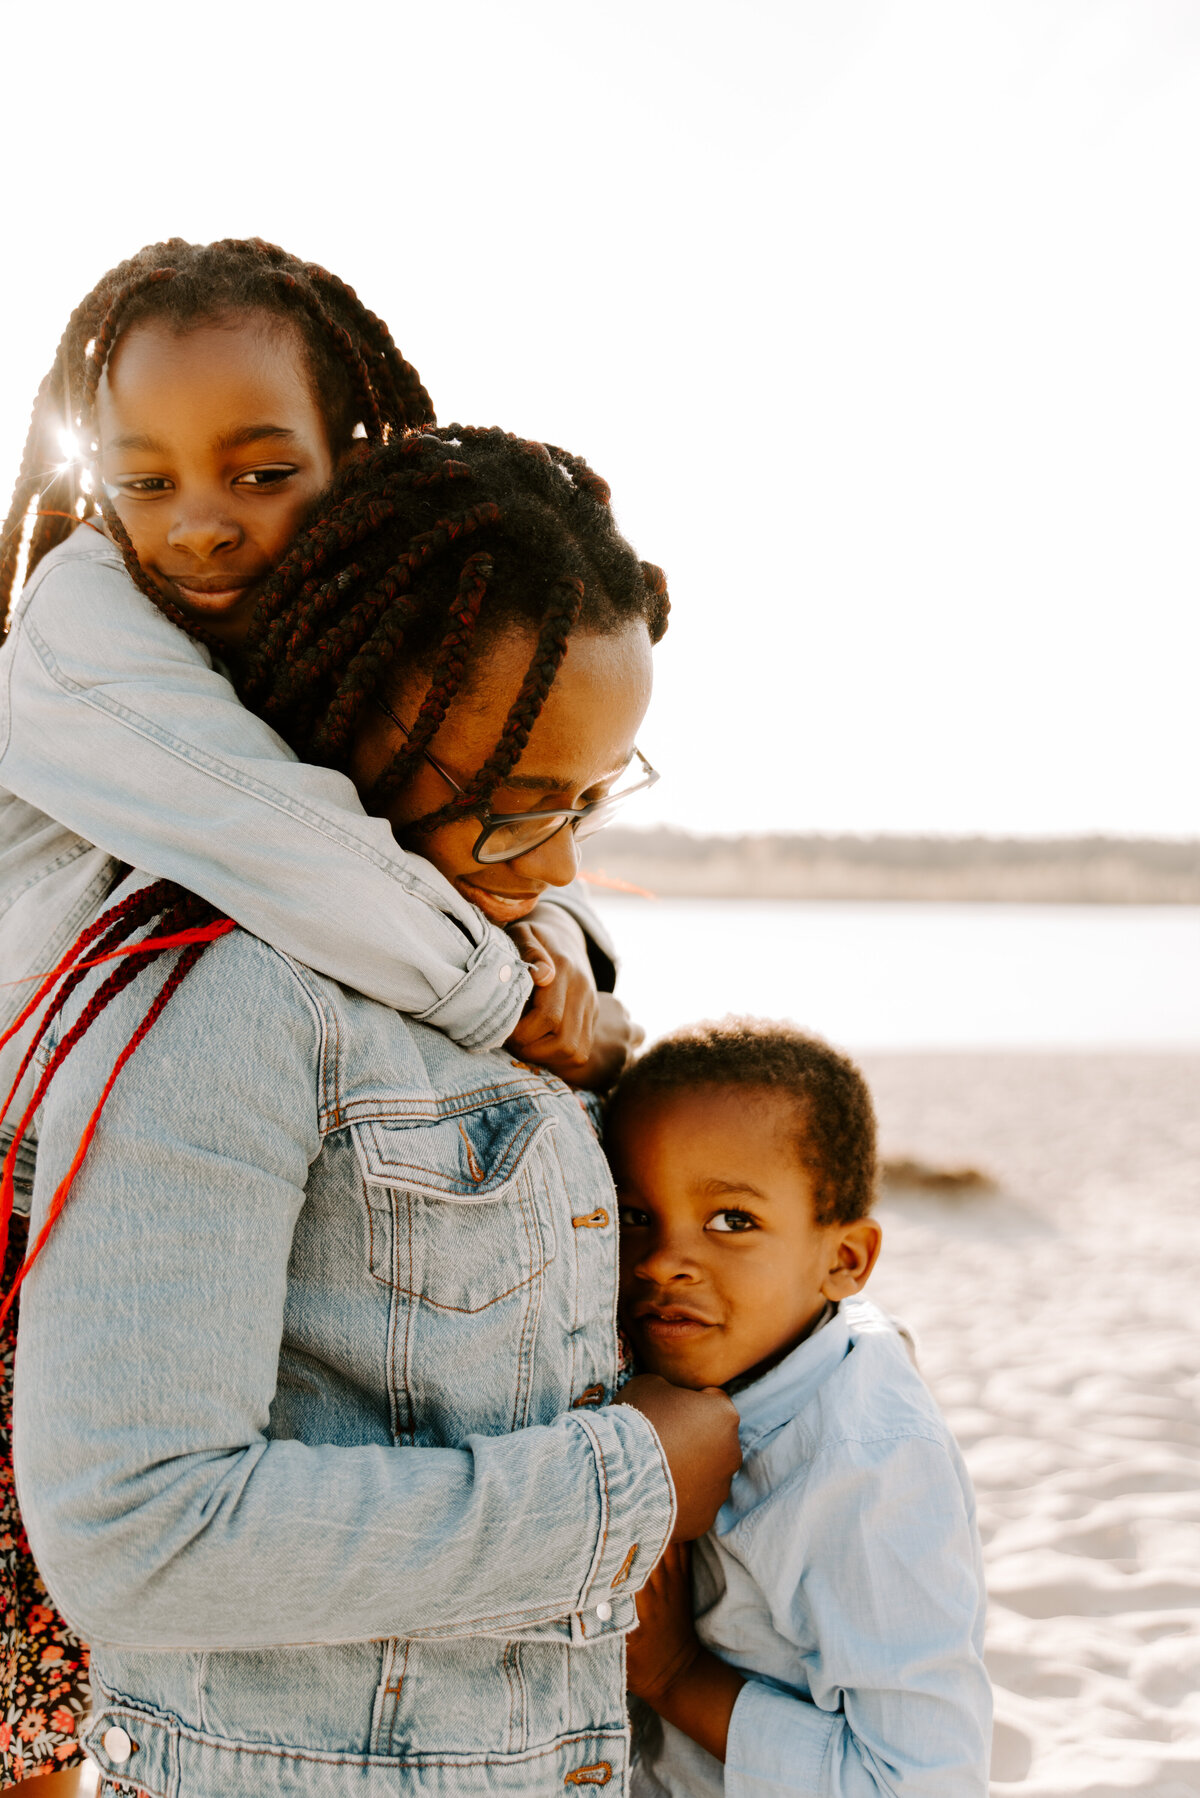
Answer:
[
  {"xmin": 595, "ymin": 1600, "xmax": 613, "ymax": 1622},
  {"xmin": 103, "ymin": 1726, "xmax": 134, "ymax": 1764}
]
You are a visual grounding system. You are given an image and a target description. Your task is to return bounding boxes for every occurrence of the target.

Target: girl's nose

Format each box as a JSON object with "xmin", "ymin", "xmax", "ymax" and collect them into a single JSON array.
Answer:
[
  {"xmin": 166, "ymin": 506, "xmax": 243, "ymax": 560},
  {"xmin": 511, "ymin": 821, "xmax": 581, "ymax": 889}
]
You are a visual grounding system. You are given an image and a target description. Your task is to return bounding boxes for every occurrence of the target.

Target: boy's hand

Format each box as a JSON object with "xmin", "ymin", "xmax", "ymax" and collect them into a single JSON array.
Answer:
[
  {"xmin": 615, "ymin": 1374, "xmax": 741, "ymax": 1540},
  {"xmin": 506, "ymin": 905, "xmax": 643, "ymax": 1089},
  {"xmin": 626, "ymin": 1542, "xmax": 746, "ymax": 1762},
  {"xmin": 626, "ymin": 1543, "xmax": 699, "ymax": 1704}
]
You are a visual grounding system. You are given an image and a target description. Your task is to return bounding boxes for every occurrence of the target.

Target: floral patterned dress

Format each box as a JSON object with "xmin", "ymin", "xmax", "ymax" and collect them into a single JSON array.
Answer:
[{"xmin": 0, "ymin": 1216, "xmax": 89, "ymax": 1782}]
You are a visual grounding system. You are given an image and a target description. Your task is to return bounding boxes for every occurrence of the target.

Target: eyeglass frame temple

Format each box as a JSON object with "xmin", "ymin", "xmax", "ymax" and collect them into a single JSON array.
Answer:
[{"xmin": 372, "ymin": 696, "xmax": 659, "ymax": 852}]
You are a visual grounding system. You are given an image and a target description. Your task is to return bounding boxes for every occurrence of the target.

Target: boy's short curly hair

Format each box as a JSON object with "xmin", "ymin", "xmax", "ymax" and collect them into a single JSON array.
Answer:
[{"xmin": 609, "ymin": 1017, "xmax": 877, "ymax": 1226}]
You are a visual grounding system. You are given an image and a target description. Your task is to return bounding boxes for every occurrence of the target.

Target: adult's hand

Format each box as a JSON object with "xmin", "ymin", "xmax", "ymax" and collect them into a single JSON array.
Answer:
[{"xmin": 616, "ymin": 1374, "xmax": 741, "ymax": 1541}]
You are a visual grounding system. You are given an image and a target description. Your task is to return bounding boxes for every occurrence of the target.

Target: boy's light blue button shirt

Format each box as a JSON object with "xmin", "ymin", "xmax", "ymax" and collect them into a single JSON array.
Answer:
[{"xmin": 633, "ymin": 1298, "xmax": 991, "ymax": 1798}]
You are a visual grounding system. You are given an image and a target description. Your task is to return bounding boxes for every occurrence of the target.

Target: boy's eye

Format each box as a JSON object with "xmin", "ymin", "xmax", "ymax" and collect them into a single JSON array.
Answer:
[
  {"xmin": 617, "ymin": 1204, "xmax": 650, "ymax": 1229},
  {"xmin": 707, "ymin": 1209, "xmax": 758, "ymax": 1234},
  {"xmin": 234, "ymin": 465, "xmax": 297, "ymax": 488}
]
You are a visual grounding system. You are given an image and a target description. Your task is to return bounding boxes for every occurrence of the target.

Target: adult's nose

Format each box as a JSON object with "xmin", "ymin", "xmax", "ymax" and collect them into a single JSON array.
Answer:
[{"xmin": 511, "ymin": 821, "xmax": 582, "ymax": 889}]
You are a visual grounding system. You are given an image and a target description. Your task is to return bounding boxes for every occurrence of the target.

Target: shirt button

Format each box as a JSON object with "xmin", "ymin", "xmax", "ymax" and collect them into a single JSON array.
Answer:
[
  {"xmin": 498, "ymin": 964, "xmax": 513, "ymax": 983},
  {"xmin": 103, "ymin": 1727, "xmax": 133, "ymax": 1764},
  {"xmin": 595, "ymin": 1600, "xmax": 613, "ymax": 1622}
]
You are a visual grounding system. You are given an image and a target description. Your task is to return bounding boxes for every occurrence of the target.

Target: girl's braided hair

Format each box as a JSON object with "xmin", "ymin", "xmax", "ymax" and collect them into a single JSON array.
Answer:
[
  {"xmin": 0, "ymin": 237, "xmax": 433, "ymax": 633},
  {"xmin": 0, "ymin": 428, "xmax": 669, "ymax": 1311}
]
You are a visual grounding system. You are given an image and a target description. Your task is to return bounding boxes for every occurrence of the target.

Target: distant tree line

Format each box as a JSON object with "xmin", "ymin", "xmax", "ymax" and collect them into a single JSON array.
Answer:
[{"xmin": 581, "ymin": 829, "xmax": 1200, "ymax": 903}]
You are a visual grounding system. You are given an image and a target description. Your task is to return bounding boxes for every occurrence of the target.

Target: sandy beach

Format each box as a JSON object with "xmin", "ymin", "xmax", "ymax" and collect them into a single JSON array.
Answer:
[
  {"xmin": 859, "ymin": 1051, "xmax": 1200, "ymax": 1798},
  {"xmin": 60, "ymin": 1050, "xmax": 1200, "ymax": 1798}
]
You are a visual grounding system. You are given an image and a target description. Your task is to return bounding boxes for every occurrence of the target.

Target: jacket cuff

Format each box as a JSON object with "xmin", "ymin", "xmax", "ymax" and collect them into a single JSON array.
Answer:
[
  {"xmin": 415, "ymin": 931, "xmax": 533, "ymax": 1050},
  {"xmin": 567, "ymin": 1405, "xmax": 676, "ymax": 1644},
  {"xmin": 725, "ymin": 1677, "xmax": 838, "ymax": 1798}
]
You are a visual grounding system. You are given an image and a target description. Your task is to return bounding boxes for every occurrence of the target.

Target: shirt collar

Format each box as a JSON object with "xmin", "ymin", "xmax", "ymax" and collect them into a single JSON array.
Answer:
[{"xmin": 731, "ymin": 1302, "xmax": 853, "ymax": 1450}]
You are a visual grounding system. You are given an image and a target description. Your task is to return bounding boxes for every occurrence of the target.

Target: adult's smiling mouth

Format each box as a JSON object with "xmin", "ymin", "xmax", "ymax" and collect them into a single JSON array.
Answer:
[{"xmin": 458, "ymin": 878, "xmax": 543, "ymax": 926}]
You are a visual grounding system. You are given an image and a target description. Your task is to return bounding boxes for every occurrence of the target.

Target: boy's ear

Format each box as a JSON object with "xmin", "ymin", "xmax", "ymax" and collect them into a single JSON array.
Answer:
[{"xmin": 820, "ymin": 1219, "xmax": 882, "ymax": 1301}]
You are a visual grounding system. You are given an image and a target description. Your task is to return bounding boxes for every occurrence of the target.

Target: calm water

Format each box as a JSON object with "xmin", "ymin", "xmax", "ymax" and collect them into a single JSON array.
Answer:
[{"xmin": 589, "ymin": 897, "xmax": 1200, "ymax": 1050}]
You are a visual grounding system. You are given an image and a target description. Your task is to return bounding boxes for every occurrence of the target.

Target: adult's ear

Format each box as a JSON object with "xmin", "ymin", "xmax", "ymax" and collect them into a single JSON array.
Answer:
[{"xmin": 820, "ymin": 1218, "xmax": 882, "ymax": 1301}]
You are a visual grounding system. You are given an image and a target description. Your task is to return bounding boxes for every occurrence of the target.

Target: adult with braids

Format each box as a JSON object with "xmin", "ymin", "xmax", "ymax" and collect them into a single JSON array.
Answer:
[
  {"xmin": 13, "ymin": 428, "xmax": 742, "ymax": 1798},
  {"xmin": 0, "ymin": 241, "xmax": 628, "ymax": 1789}
]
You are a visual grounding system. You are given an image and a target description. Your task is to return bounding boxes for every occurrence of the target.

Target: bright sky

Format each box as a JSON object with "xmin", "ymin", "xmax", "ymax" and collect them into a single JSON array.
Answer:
[{"xmin": 3, "ymin": 1, "xmax": 1197, "ymax": 838}]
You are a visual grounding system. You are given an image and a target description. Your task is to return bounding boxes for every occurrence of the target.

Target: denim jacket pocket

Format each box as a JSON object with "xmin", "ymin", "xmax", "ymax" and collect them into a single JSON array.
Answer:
[
  {"xmin": 354, "ymin": 1100, "xmax": 557, "ymax": 1313},
  {"xmin": 353, "ymin": 1098, "xmax": 565, "ymax": 1446}
]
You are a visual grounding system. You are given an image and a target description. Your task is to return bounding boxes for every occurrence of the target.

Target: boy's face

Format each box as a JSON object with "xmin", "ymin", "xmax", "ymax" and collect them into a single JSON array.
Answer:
[
  {"xmin": 94, "ymin": 313, "xmax": 337, "ymax": 649},
  {"xmin": 613, "ymin": 1085, "xmax": 881, "ymax": 1391}
]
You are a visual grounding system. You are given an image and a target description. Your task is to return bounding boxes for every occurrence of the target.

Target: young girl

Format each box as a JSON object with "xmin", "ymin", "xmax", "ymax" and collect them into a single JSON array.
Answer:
[
  {"xmin": 14, "ymin": 430, "xmax": 742, "ymax": 1798},
  {"xmin": 0, "ymin": 239, "xmax": 625, "ymax": 1785}
]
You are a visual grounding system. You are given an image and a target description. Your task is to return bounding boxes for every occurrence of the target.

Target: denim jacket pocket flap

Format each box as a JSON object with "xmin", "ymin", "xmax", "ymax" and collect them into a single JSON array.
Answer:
[
  {"xmin": 354, "ymin": 1101, "xmax": 553, "ymax": 1201},
  {"xmin": 354, "ymin": 1101, "xmax": 558, "ymax": 1313}
]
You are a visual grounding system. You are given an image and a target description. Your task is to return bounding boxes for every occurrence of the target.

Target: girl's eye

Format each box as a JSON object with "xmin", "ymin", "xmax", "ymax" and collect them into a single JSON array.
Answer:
[
  {"xmin": 234, "ymin": 465, "xmax": 297, "ymax": 488},
  {"xmin": 116, "ymin": 476, "xmax": 172, "ymax": 496},
  {"xmin": 617, "ymin": 1204, "xmax": 650, "ymax": 1229},
  {"xmin": 707, "ymin": 1209, "xmax": 758, "ymax": 1234}
]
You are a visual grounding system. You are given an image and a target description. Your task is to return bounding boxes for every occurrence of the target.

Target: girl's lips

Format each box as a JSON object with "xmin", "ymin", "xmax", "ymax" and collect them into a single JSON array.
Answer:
[
  {"xmin": 460, "ymin": 881, "xmax": 541, "ymax": 926},
  {"xmin": 163, "ymin": 575, "xmax": 262, "ymax": 611}
]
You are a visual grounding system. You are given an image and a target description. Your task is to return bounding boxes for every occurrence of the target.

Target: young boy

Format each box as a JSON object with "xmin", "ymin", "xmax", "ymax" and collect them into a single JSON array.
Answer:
[{"xmin": 610, "ymin": 1019, "xmax": 991, "ymax": 1798}]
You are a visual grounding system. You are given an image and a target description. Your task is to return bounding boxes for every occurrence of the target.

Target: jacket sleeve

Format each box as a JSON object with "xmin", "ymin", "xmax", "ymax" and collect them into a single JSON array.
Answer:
[
  {"xmin": 0, "ymin": 542, "xmax": 530, "ymax": 1049},
  {"xmin": 723, "ymin": 1438, "xmax": 992, "ymax": 1798},
  {"xmin": 14, "ymin": 929, "xmax": 674, "ymax": 1652}
]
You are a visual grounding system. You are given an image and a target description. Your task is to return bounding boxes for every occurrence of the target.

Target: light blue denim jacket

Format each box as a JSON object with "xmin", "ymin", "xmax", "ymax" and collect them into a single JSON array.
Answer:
[
  {"xmin": 633, "ymin": 1300, "xmax": 990, "ymax": 1798},
  {"xmin": 15, "ymin": 892, "xmax": 674, "ymax": 1797},
  {"xmin": 0, "ymin": 532, "xmax": 617, "ymax": 1198}
]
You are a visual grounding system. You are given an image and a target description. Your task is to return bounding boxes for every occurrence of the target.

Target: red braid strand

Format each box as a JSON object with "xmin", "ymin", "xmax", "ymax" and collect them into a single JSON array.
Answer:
[
  {"xmin": 0, "ymin": 938, "xmax": 213, "ymax": 1327},
  {"xmin": 0, "ymin": 909, "xmax": 233, "ymax": 1272}
]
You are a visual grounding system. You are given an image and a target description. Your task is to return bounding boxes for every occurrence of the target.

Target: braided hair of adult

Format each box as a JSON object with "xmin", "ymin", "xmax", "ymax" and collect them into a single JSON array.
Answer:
[
  {"xmin": 0, "ymin": 428, "xmax": 669, "ymax": 1309},
  {"xmin": 0, "ymin": 237, "xmax": 434, "ymax": 634}
]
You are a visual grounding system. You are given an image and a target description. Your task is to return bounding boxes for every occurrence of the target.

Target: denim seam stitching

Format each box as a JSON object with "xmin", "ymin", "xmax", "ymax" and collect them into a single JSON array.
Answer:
[
  {"xmin": 0, "ymin": 835, "xmax": 107, "ymax": 914},
  {"xmin": 571, "ymin": 1415, "xmax": 612, "ymax": 1622},
  {"xmin": 119, "ymin": 1716, "xmax": 625, "ymax": 1770}
]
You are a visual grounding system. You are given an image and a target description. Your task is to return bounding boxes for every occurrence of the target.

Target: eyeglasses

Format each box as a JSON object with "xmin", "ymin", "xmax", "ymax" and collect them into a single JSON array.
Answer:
[{"xmin": 373, "ymin": 697, "xmax": 659, "ymax": 865}]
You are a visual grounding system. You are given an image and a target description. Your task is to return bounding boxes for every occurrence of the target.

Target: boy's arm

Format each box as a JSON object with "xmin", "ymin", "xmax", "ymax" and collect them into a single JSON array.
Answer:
[
  {"xmin": 729, "ymin": 1438, "xmax": 990, "ymax": 1797},
  {"xmin": 0, "ymin": 541, "xmax": 530, "ymax": 1049},
  {"xmin": 634, "ymin": 1437, "xmax": 991, "ymax": 1797},
  {"xmin": 627, "ymin": 1544, "xmax": 745, "ymax": 1757}
]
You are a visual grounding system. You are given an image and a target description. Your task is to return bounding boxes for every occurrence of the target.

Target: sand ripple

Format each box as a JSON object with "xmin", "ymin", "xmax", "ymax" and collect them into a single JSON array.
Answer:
[{"xmin": 862, "ymin": 1053, "xmax": 1200, "ymax": 1798}]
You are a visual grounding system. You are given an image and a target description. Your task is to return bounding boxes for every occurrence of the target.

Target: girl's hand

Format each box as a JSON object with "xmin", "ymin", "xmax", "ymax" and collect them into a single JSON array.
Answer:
[
  {"xmin": 506, "ymin": 907, "xmax": 643, "ymax": 1088},
  {"xmin": 626, "ymin": 1543, "xmax": 699, "ymax": 1704}
]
